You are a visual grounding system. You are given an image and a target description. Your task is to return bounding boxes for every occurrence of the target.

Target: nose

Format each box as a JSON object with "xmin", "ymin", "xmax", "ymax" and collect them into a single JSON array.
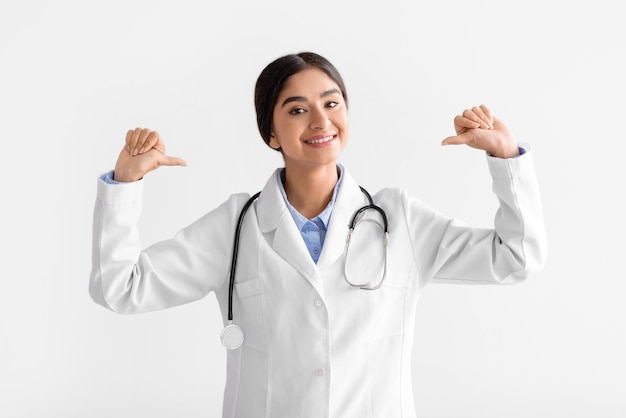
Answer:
[{"xmin": 309, "ymin": 105, "xmax": 330, "ymax": 130}]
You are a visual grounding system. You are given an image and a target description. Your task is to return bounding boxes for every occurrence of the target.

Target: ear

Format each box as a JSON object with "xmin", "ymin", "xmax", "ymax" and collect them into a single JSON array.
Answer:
[{"xmin": 269, "ymin": 133, "xmax": 280, "ymax": 150}]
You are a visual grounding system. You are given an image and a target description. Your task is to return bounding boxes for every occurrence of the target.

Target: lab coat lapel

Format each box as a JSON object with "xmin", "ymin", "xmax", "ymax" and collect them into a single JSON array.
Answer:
[
  {"xmin": 257, "ymin": 170, "xmax": 322, "ymax": 295},
  {"xmin": 317, "ymin": 169, "xmax": 368, "ymax": 270}
]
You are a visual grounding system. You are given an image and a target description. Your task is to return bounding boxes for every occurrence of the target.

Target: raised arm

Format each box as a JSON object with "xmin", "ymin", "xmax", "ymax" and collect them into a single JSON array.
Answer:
[
  {"xmin": 407, "ymin": 105, "xmax": 547, "ymax": 284},
  {"xmin": 90, "ymin": 129, "xmax": 241, "ymax": 314}
]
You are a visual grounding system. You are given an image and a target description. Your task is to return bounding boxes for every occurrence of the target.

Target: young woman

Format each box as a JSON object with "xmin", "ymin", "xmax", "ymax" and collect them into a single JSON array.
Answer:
[{"xmin": 90, "ymin": 51, "xmax": 547, "ymax": 417}]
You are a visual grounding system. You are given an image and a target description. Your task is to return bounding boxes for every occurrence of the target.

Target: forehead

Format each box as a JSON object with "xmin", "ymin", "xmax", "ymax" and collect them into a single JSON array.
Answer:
[{"xmin": 278, "ymin": 67, "xmax": 340, "ymax": 98}]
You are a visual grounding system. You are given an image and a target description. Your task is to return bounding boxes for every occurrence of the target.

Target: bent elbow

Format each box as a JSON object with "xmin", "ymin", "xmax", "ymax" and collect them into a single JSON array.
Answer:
[
  {"xmin": 88, "ymin": 268, "xmax": 138, "ymax": 314},
  {"xmin": 505, "ymin": 232, "xmax": 548, "ymax": 284},
  {"xmin": 522, "ymin": 225, "xmax": 548, "ymax": 275},
  {"xmin": 89, "ymin": 270, "xmax": 115, "ymax": 312}
]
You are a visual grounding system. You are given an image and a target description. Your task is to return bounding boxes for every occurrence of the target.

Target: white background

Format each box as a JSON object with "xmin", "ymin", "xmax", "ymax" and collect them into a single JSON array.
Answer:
[{"xmin": 1, "ymin": 0, "xmax": 624, "ymax": 417}]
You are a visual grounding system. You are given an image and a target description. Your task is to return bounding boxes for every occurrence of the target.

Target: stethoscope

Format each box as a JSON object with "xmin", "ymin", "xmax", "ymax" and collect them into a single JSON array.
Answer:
[{"xmin": 221, "ymin": 186, "xmax": 389, "ymax": 350}]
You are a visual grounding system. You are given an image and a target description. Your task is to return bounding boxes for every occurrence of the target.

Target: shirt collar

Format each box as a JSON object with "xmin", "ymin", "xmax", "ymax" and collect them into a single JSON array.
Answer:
[{"xmin": 277, "ymin": 164, "xmax": 344, "ymax": 231}]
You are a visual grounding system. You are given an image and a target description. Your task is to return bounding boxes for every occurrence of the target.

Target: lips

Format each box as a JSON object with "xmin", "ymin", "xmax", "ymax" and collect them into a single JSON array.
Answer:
[{"xmin": 304, "ymin": 134, "xmax": 336, "ymax": 145}]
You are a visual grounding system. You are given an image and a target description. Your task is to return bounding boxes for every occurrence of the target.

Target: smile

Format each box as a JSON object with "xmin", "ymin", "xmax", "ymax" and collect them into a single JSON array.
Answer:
[{"xmin": 304, "ymin": 135, "xmax": 335, "ymax": 145}]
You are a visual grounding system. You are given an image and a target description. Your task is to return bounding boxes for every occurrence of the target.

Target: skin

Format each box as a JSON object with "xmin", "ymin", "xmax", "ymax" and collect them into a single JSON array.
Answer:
[
  {"xmin": 113, "ymin": 128, "xmax": 186, "ymax": 182},
  {"xmin": 267, "ymin": 67, "xmax": 349, "ymax": 218},
  {"xmin": 441, "ymin": 105, "xmax": 519, "ymax": 159},
  {"xmin": 112, "ymin": 69, "xmax": 519, "ymax": 218}
]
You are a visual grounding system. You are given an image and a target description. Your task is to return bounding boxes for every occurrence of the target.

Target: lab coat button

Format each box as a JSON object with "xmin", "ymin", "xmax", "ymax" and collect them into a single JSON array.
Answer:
[
  {"xmin": 314, "ymin": 299, "xmax": 323, "ymax": 308},
  {"xmin": 314, "ymin": 368, "xmax": 324, "ymax": 377}
]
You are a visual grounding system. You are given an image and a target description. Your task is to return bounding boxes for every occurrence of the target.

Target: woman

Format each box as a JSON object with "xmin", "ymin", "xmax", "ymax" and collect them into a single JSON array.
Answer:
[{"xmin": 90, "ymin": 51, "xmax": 547, "ymax": 417}]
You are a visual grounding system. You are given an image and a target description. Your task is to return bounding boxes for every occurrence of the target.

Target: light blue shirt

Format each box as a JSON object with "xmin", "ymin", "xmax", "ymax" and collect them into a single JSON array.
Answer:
[
  {"xmin": 277, "ymin": 165, "xmax": 343, "ymax": 264},
  {"xmin": 101, "ymin": 170, "xmax": 118, "ymax": 184}
]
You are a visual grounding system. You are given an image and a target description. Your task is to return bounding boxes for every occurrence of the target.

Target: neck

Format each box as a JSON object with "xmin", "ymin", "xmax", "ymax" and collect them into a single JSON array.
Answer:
[{"xmin": 283, "ymin": 163, "xmax": 338, "ymax": 219}]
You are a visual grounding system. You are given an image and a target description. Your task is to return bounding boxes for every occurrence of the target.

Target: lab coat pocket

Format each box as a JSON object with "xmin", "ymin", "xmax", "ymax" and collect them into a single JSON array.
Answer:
[
  {"xmin": 235, "ymin": 279, "xmax": 267, "ymax": 351},
  {"xmin": 371, "ymin": 281, "xmax": 407, "ymax": 340}
]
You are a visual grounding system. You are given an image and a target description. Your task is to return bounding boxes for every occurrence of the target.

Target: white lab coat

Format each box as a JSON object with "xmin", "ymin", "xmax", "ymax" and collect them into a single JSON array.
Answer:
[{"xmin": 90, "ymin": 146, "xmax": 547, "ymax": 418}]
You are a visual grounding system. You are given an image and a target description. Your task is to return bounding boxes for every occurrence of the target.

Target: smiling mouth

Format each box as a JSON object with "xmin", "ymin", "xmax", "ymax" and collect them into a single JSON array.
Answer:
[{"xmin": 304, "ymin": 135, "xmax": 335, "ymax": 145}]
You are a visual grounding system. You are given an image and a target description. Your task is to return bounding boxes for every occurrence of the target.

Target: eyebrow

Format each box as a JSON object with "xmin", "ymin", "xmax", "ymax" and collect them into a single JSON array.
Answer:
[{"xmin": 281, "ymin": 88, "xmax": 341, "ymax": 107}]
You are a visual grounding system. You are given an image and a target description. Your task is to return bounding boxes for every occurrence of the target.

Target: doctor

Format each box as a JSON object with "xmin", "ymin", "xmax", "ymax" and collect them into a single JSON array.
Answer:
[{"xmin": 90, "ymin": 51, "xmax": 547, "ymax": 417}]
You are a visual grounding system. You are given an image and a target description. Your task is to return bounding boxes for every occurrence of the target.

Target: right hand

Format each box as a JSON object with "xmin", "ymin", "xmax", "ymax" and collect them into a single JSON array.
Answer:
[{"xmin": 113, "ymin": 128, "xmax": 187, "ymax": 182}]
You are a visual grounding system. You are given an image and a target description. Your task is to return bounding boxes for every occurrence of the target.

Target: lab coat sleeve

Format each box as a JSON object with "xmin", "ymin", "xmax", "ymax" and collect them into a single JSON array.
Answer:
[
  {"xmin": 89, "ymin": 176, "xmax": 247, "ymax": 314},
  {"xmin": 405, "ymin": 145, "xmax": 547, "ymax": 285}
]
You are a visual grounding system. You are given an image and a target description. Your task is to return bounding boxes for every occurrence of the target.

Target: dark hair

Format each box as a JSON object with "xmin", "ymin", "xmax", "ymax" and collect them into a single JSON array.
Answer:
[{"xmin": 254, "ymin": 51, "xmax": 348, "ymax": 151}]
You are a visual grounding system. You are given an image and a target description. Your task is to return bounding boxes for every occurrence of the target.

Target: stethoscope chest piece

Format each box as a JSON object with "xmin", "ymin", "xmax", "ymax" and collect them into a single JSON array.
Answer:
[{"xmin": 221, "ymin": 322, "xmax": 244, "ymax": 350}]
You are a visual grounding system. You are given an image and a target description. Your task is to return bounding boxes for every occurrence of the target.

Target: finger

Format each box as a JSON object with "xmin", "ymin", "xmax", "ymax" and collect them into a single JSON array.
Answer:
[
  {"xmin": 135, "ymin": 128, "xmax": 151, "ymax": 153},
  {"xmin": 471, "ymin": 106, "xmax": 492, "ymax": 129},
  {"xmin": 455, "ymin": 114, "xmax": 481, "ymax": 130},
  {"xmin": 129, "ymin": 128, "xmax": 143, "ymax": 155},
  {"xmin": 461, "ymin": 109, "xmax": 487, "ymax": 129},
  {"xmin": 125, "ymin": 130, "xmax": 134, "ymax": 154},
  {"xmin": 138, "ymin": 130, "xmax": 160, "ymax": 154},
  {"xmin": 139, "ymin": 131, "xmax": 158, "ymax": 154},
  {"xmin": 465, "ymin": 107, "xmax": 490, "ymax": 129},
  {"xmin": 132, "ymin": 128, "xmax": 152, "ymax": 155},
  {"xmin": 159, "ymin": 155, "xmax": 188, "ymax": 167},
  {"xmin": 479, "ymin": 104, "xmax": 494, "ymax": 126},
  {"xmin": 441, "ymin": 134, "xmax": 468, "ymax": 146}
]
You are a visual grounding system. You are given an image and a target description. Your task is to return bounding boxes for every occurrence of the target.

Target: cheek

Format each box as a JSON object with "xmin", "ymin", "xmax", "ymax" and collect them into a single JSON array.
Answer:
[
  {"xmin": 339, "ymin": 118, "xmax": 350, "ymax": 147},
  {"xmin": 336, "ymin": 112, "xmax": 350, "ymax": 134},
  {"xmin": 269, "ymin": 116, "xmax": 294, "ymax": 147},
  {"xmin": 271, "ymin": 111, "xmax": 290, "ymax": 136},
  {"xmin": 274, "ymin": 115, "xmax": 303, "ymax": 138}
]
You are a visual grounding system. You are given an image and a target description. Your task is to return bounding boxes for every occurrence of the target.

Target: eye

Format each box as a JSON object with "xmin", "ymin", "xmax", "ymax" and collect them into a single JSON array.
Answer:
[
  {"xmin": 326, "ymin": 101, "xmax": 339, "ymax": 108},
  {"xmin": 289, "ymin": 107, "xmax": 306, "ymax": 115}
]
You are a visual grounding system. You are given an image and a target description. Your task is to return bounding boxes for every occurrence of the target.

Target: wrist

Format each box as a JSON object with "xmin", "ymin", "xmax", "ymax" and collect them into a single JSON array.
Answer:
[
  {"xmin": 112, "ymin": 167, "xmax": 142, "ymax": 182},
  {"xmin": 489, "ymin": 141, "xmax": 519, "ymax": 159}
]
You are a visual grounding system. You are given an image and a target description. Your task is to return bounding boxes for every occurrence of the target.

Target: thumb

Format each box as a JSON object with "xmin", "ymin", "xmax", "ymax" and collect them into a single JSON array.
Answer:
[
  {"xmin": 159, "ymin": 155, "xmax": 188, "ymax": 167},
  {"xmin": 441, "ymin": 134, "xmax": 468, "ymax": 146}
]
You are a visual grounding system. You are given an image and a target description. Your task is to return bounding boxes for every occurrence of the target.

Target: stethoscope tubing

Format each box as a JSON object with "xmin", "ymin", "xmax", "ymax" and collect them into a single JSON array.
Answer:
[
  {"xmin": 223, "ymin": 186, "xmax": 389, "ymax": 349},
  {"xmin": 344, "ymin": 187, "xmax": 389, "ymax": 290},
  {"xmin": 227, "ymin": 191, "xmax": 261, "ymax": 322}
]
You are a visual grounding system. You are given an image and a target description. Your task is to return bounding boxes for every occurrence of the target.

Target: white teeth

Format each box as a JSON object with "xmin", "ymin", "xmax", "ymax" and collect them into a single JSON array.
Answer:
[{"xmin": 305, "ymin": 135, "xmax": 334, "ymax": 144}]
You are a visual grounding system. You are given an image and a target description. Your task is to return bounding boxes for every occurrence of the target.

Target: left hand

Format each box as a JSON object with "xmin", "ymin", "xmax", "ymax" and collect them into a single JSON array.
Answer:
[{"xmin": 441, "ymin": 105, "xmax": 519, "ymax": 159}]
